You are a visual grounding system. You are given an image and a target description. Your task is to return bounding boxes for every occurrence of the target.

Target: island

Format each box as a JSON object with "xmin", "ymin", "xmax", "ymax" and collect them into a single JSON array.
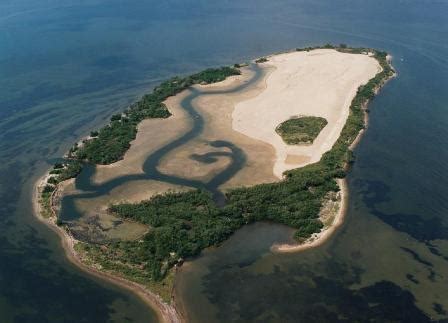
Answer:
[{"xmin": 34, "ymin": 45, "xmax": 395, "ymax": 322}]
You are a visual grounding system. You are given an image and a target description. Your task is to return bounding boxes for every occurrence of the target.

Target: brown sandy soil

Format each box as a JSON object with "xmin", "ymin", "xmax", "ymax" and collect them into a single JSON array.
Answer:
[
  {"xmin": 158, "ymin": 141, "xmax": 233, "ymax": 183},
  {"xmin": 159, "ymin": 66, "xmax": 279, "ymax": 189}
]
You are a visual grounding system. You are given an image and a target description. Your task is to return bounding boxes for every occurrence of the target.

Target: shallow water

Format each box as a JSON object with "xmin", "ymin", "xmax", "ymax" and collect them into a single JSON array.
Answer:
[{"xmin": 1, "ymin": 0, "xmax": 448, "ymax": 322}]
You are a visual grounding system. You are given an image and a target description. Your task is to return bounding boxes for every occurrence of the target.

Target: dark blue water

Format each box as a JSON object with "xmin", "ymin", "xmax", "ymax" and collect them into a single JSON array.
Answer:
[{"xmin": 1, "ymin": 0, "xmax": 448, "ymax": 322}]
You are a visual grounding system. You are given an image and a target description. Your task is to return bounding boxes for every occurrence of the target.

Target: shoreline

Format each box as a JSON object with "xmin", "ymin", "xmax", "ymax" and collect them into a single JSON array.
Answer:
[
  {"xmin": 31, "ymin": 47, "xmax": 396, "ymax": 321},
  {"xmin": 32, "ymin": 175, "xmax": 182, "ymax": 323}
]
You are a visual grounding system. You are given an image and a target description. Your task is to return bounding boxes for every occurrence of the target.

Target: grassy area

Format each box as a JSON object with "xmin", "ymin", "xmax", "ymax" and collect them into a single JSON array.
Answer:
[{"xmin": 276, "ymin": 116, "xmax": 328, "ymax": 144}]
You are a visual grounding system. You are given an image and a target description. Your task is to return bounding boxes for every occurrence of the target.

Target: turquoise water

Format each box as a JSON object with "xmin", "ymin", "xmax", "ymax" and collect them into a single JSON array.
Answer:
[{"xmin": 1, "ymin": 1, "xmax": 448, "ymax": 322}]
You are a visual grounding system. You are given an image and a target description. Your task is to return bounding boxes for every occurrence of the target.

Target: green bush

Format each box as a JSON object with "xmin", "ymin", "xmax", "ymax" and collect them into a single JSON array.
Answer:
[
  {"xmin": 42, "ymin": 185, "xmax": 55, "ymax": 194},
  {"xmin": 47, "ymin": 177, "xmax": 58, "ymax": 185},
  {"xmin": 276, "ymin": 116, "xmax": 328, "ymax": 144}
]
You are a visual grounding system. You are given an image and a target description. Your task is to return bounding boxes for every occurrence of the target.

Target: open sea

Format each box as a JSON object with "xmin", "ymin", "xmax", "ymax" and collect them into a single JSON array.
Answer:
[{"xmin": 1, "ymin": 1, "xmax": 448, "ymax": 322}]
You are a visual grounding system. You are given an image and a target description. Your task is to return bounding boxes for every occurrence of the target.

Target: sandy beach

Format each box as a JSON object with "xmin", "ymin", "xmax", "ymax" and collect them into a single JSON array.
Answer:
[{"xmin": 233, "ymin": 49, "xmax": 381, "ymax": 178}]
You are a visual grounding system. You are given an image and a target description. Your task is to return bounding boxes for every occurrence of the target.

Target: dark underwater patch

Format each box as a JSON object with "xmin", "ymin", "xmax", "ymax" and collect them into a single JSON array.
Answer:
[
  {"xmin": 203, "ymin": 261, "xmax": 430, "ymax": 322},
  {"xmin": 400, "ymin": 247, "xmax": 433, "ymax": 267},
  {"xmin": 357, "ymin": 179, "xmax": 448, "ymax": 242},
  {"xmin": 406, "ymin": 273, "xmax": 419, "ymax": 284},
  {"xmin": 433, "ymin": 303, "xmax": 447, "ymax": 316}
]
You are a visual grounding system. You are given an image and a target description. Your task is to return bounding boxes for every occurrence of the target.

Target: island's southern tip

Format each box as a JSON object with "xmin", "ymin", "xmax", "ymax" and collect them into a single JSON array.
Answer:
[{"xmin": 33, "ymin": 45, "xmax": 394, "ymax": 322}]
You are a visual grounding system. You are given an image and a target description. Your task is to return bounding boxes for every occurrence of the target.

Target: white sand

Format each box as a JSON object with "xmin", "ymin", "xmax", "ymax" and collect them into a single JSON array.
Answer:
[{"xmin": 232, "ymin": 49, "xmax": 381, "ymax": 178}]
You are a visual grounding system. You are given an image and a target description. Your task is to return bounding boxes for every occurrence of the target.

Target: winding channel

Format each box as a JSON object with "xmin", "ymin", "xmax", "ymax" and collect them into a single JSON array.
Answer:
[{"xmin": 60, "ymin": 64, "xmax": 265, "ymax": 222}]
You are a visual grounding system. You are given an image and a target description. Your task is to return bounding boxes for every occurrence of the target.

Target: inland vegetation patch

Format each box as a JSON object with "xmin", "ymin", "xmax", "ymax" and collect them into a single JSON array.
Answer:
[{"xmin": 276, "ymin": 116, "xmax": 328, "ymax": 145}]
